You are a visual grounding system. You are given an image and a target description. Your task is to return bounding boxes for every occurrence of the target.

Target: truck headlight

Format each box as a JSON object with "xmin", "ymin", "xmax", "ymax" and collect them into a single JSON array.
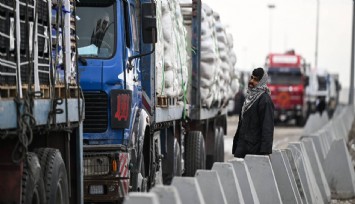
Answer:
[{"xmin": 84, "ymin": 156, "xmax": 110, "ymax": 176}]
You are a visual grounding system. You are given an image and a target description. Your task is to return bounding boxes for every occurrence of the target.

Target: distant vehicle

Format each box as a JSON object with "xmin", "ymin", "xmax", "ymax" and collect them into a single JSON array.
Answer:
[
  {"xmin": 305, "ymin": 68, "xmax": 341, "ymax": 117},
  {"xmin": 265, "ymin": 51, "xmax": 308, "ymax": 126}
]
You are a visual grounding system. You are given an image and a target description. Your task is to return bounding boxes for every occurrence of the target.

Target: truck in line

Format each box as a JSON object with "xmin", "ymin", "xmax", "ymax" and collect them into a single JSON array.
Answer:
[
  {"xmin": 0, "ymin": 0, "xmax": 83, "ymax": 203},
  {"xmin": 264, "ymin": 51, "xmax": 309, "ymax": 126},
  {"xmin": 305, "ymin": 67, "xmax": 341, "ymax": 118},
  {"xmin": 76, "ymin": 0, "xmax": 238, "ymax": 202}
]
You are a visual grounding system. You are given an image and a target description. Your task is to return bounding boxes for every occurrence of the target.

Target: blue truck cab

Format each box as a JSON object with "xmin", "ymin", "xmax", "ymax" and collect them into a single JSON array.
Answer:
[{"xmin": 77, "ymin": 0, "xmax": 156, "ymax": 202}]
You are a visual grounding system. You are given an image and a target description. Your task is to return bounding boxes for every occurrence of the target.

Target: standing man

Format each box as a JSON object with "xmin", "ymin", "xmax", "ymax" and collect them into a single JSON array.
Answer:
[{"xmin": 232, "ymin": 68, "xmax": 274, "ymax": 158}]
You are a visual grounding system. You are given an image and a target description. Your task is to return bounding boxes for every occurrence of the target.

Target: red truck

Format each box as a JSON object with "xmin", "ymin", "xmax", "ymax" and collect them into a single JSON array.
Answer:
[{"xmin": 265, "ymin": 51, "xmax": 308, "ymax": 126}]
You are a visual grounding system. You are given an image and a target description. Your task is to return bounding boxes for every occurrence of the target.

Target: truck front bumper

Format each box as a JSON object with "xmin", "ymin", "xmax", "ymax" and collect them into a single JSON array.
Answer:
[{"xmin": 274, "ymin": 107, "xmax": 303, "ymax": 122}]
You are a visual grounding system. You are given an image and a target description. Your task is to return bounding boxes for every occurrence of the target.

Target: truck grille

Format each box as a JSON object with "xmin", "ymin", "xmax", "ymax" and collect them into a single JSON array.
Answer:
[{"xmin": 83, "ymin": 92, "xmax": 108, "ymax": 133}]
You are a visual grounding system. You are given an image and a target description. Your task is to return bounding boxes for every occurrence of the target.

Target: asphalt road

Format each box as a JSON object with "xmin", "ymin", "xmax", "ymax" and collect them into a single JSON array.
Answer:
[{"xmin": 224, "ymin": 115, "xmax": 304, "ymax": 161}]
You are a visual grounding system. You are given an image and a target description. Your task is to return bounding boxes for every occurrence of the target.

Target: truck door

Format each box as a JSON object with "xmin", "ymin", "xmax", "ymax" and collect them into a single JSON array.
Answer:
[{"xmin": 122, "ymin": 0, "xmax": 141, "ymax": 102}]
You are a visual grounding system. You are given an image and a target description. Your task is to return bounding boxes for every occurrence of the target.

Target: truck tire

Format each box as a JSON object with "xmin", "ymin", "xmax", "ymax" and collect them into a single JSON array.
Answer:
[
  {"xmin": 34, "ymin": 148, "xmax": 69, "ymax": 204},
  {"xmin": 173, "ymin": 140, "xmax": 182, "ymax": 176},
  {"xmin": 184, "ymin": 131, "xmax": 206, "ymax": 176},
  {"xmin": 207, "ymin": 128, "xmax": 220, "ymax": 169},
  {"xmin": 22, "ymin": 152, "xmax": 46, "ymax": 204},
  {"xmin": 217, "ymin": 127, "xmax": 225, "ymax": 162}
]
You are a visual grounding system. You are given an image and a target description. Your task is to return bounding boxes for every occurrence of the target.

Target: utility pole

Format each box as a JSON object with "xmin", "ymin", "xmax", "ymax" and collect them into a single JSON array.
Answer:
[
  {"xmin": 315, "ymin": 0, "xmax": 320, "ymax": 68},
  {"xmin": 268, "ymin": 4, "xmax": 276, "ymax": 53},
  {"xmin": 349, "ymin": 0, "xmax": 355, "ymax": 105}
]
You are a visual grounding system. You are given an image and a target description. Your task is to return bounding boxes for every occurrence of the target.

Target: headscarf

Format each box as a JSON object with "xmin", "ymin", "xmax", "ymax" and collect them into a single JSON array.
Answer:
[{"xmin": 241, "ymin": 71, "xmax": 271, "ymax": 119}]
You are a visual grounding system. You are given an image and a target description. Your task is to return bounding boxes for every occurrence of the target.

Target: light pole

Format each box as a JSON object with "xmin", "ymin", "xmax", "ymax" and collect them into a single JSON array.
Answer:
[
  {"xmin": 315, "ymin": 0, "xmax": 320, "ymax": 68},
  {"xmin": 268, "ymin": 4, "xmax": 276, "ymax": 53},
  {"xmin": 349, "ymin": 0, "xmax": 355, "ymax": 105}
]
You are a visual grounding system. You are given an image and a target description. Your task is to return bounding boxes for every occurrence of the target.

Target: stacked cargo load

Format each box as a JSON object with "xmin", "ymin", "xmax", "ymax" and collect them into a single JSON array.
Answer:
[
  {"xmin": 156, "ymin": 0, "xmax": 189, "ymax": 103},
  {"xmin": 179, "ymin": 1, "xmax": 239, "ymax": 109},
  {"xmin": 213, "ymin": 12, "xmax": 239, "ymax": 107},
  {"xmin": 0, "ymin": 0, "xmax": 77, "ymax": 98}
]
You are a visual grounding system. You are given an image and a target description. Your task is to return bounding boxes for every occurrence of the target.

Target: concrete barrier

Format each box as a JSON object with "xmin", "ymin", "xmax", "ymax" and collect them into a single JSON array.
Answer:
[
  {"xmin": 123, "ymin": 105, "xmax": 355, "ymax": 204},
  {"xmin": 171, "ymin": 177, "xmax": 205, "ymax": 204},
  {"xmin": 303, "ymin": 112, "xmax": 329, "ymax": 136},
  {"xmin": 301, "ymin": 138, "xmax": 331, "ymax": 203},
  {"xmin": 150, "ymin": 185, "xmax": 182, "ymax": 204},
  {"xmin": 228, "ymin": 159, "xmax": 260, "ymax": 204},
  {"xmin": 282, "ymin": 149, "xmax": 308, "ymax": 204},
  {"xmin": 123, "ymin": 193, "xmax": 159, "ymax": 204},
  {"xmin": 194, "ymin": 170, "xmax": 227, "ymax": 204},
  {"xmin": 270, "ymin": 150, "xmax": 302, "ymax": 204},
  {"xmin": 303, "ymin": 134, "xmax": 326, "ymax": 164},
  {"xmin": 211, "ymin": 162, "xmax": 245, "ymax": 204},
  {"xmin": 288, "ymin": 142, "xmax": 324, "ymax": 204},
  {"xmin": 323, "ymin": 138, "xmax": 355, "ymax": 199},
  {"xmin": 303, "ymin": 113, "xmax": 320, "ymax": 135},
  {"xmin": 244, "ymin": 155, "xmax": 282, "ymax": 204}
]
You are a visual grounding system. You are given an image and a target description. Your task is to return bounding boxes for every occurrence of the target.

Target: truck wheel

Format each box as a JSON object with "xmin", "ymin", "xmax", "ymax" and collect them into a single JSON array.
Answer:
[
  {"xmin": 173, "ymin": 140, "xmax": 182, "ymax": 176},
  {"xmin": 217, "ymin": 127, "xmax": 225, "ymax": 162},
  {"xmin": 184, "ymin": 131, "xmax": 206, "ymax": 176},
  {"xmin": 22, "ymin": 152, "xmax": 46, "ymax": 204},
  {"xmin": 35, "ymin": 148, "xmax": 69, "ymax": 204}
]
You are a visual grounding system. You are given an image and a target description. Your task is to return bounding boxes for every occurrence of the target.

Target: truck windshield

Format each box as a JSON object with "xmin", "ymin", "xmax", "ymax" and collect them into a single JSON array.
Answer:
[
  {"xmin": 268, "ymin": 67, "xmax": 302, "ymax": 85},
  {"xmin": 77, "ymin": 1, "xmax": 116, "ymax": 58},
  {"xmin": 317, "ymin": 76, "xmax": 327, "ymax": 91}
]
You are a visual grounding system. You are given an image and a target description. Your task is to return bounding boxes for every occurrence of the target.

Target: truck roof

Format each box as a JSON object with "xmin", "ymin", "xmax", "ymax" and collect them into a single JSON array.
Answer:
[{"xmin": 266, "ymin": 53, "xmax": 303, "ymax": 68}]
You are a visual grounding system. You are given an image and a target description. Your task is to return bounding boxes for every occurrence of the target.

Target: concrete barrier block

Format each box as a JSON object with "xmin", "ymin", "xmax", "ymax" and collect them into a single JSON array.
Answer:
[
  {"xmin": 270, "ymin": 150, "xmax": 302, "ymax": 204},
  {"xmin": 123, "ymin": 192, "xmax": 159, "ymax": 204},
  {"xmin": 288, "ymin": 142, "xmax": 324, "ymax": 204},
  {"xmin": 320, "ymin": 112, "xmax": 329, "ymax": 125},
  {"xmin": 301, "ymin": 138, "xmax": 331, "ymax": 203},
  {"xmin": 332, "ymin": 119, "xmax": 347, "ymax": 140},
  {"xmin": 303, "ymin": 134, "xmax": 326, "ymax": 164},
  {"xmin": 228, "ymin": 158, "xmax": 260, "ymax": 204},
  {"xmin": 323, "ymin": 138, "xmax": 355, "ymax": 199},
  {"xmin": 171, "ymin": 177, "xmax": 205, "ymax": 204},
  {"xmin": 283, "ymin": 149, "xmax": 309, "ymax": 204},
  {"xmin": 244, "ymin": 155, "xmax": 282, "ymax": 204},
  {"xmin": 194, "ymin": 170, "xmax": 227, "ymax": 204},
  {"xmin": 150, "ymin": 185, "xmax": 182, "ymax": 204},
  {"xmin": 212, "ymin": 162, "xmax": 245, "ymax": 204},
  {"xmin": 322, "ymin": 129, "xmax": 333, "ymax": 155},
  {"xmin": 303, "ymin": 114, "xmax": 320, "ymax": 135}
]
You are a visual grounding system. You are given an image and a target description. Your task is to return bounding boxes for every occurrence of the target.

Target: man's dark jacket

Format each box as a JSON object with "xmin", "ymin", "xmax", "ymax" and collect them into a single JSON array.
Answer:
[{"xmin": 232, "ymin": 92, "xmax": 274, "ymax": 158}]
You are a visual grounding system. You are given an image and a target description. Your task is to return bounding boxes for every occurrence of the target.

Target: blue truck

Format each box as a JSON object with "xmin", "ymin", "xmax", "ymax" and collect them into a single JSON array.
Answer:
[
  {"xmin": 0, "ymin": 0, "xmax": 83, "ymax": 203},
  {"xmin": 77, "ymin": 0, "xmax": 233, "ymax": 202}
]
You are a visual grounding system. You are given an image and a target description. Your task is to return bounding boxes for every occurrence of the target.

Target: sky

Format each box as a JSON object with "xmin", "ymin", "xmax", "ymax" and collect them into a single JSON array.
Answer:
[{"xmin": 202, "ymin": 0, "xmax": 353, "ymax": 88}]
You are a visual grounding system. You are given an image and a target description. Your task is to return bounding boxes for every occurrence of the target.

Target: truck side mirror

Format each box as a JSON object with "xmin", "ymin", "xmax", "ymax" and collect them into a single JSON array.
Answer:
[{"xmin": 142, "ymin": 3, "xmax": 157, "ymax": 44}]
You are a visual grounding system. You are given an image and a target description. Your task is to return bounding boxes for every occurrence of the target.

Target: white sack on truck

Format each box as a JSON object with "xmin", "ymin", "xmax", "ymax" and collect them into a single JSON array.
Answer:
[{"xmin": 156, "ymin": 0, "xmax": 189, "ymax": 101}]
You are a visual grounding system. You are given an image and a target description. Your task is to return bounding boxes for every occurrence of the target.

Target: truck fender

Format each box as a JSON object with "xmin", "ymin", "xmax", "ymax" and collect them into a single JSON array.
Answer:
[{"xmin": 136, "ymin": 109, "xmax": 150, "ymax": 161}]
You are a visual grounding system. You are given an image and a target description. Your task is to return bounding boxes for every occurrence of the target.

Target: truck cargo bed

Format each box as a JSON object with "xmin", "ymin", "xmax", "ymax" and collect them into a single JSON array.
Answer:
[{"xmin": 0, "ymin": 98, "xmax": 82, "ymax": 129}]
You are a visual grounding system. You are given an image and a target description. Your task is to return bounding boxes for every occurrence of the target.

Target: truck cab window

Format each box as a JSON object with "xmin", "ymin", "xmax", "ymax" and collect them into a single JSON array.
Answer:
[
  {"xmin": 268, "ymin": 68, "xmax": 302, "ymax": 85},
  {"xmin": 130, "ymin": 5, "xmax": 140, "ymax": 52},
  {"xmin": 77, "ymin": 1, "xmax": 116, "ymax": 58},
  {"xmin": 123, "ymin": 1, "xmax": 131, "ymax": 48}
]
